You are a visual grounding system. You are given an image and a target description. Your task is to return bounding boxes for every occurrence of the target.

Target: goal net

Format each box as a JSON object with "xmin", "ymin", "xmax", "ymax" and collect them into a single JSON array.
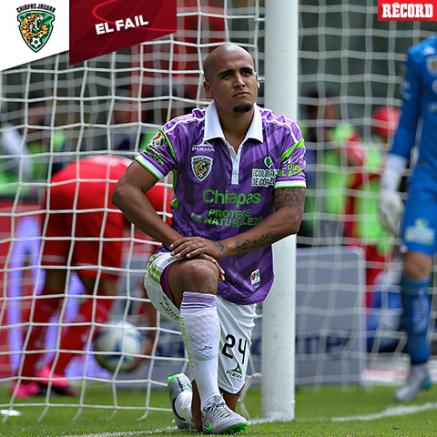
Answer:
[
  {"xmin": 298, "ymin": 1, "xmax": 436, "ymax": 388},
  {"xmin": 0, "ymin": 0, "xmax": 436, "ymax": 423},
  {"xmin": 1, "ymin": 0, "xmax": 267, "ymax": 421}
]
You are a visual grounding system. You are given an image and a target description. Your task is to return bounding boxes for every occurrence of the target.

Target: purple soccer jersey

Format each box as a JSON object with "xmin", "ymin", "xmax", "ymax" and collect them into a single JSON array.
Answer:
[{"xmin": 136, "ymin": 102, "xmax": 306, "ymax": 305}]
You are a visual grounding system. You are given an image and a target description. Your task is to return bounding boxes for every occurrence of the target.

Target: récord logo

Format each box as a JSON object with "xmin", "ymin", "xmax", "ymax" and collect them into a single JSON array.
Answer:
[{"xmin": 378, "ymin": 0, "xmax": 437, "ymax": 21}]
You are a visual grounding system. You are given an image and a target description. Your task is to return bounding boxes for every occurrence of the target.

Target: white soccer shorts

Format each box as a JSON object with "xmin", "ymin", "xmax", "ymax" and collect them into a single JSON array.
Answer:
[{"xmin": 144, "ymin": 250, "xmax": 257, "ymax": 394}]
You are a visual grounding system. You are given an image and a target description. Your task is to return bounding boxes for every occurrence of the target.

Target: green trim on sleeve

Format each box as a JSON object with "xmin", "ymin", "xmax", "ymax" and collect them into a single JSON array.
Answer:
[
  {"xmin": 160, "ymin": 129, "xmax": 176, "ymax": 161},
  {"xmin": 170, "ymin": 169, "xmax": 179, "ymax": 210},
  {"xmin": 281, "ymin": 139, "xmax": 305, "ymax": 161}
]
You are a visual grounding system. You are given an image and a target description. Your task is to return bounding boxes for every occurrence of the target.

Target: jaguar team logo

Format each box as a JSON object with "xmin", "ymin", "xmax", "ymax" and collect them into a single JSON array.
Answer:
[
  {"xmin": 17, "ymin": 5, "xmax": 56, "ymax": 53},
  {"xmin": 191, "ymin": 155, "xmax": 213, "ymax": 181}
]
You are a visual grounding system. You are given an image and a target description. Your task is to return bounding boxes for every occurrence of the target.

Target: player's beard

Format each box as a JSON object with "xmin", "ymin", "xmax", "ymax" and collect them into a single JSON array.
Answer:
[{"xmin": 233, "ymin": 103, "xmax": 253, "ymax": 113}]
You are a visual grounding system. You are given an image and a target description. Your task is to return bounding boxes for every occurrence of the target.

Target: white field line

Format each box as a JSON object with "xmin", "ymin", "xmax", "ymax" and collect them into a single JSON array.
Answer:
[
  {"xmin": 39, "ymin": 403, "xmax": 437, "ymax": 435},
  {"xmin": 63, "ymin": 419, "xmax": 285, "ymax": 436},
  {"xmin": 0, "ymin": 409, "xmax": 21, "ymax": 417},
  {"xmin": 63, "ymin": 426, "xmax": 176, "ymax": 437},
  {"xmin": 333, "ymin": 402, "xmax": 437, "ymax": 422}
]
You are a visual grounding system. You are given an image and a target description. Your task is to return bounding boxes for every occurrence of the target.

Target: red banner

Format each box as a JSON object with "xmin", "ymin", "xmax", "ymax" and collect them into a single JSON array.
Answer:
[
  {"xmin": 69, "ymin": 0, "xmax": 177, "ymax": 64},
  {"xmin": 378, "ymin": 0, "xmax": 437, "ymax": 21}
]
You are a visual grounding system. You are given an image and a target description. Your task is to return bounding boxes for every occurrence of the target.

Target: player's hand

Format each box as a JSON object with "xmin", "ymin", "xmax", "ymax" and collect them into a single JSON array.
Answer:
[
  {"xmin": 170, "ymin": 237, "xmax": 226, "ymax": 279},
  {"xmin": 379, "ymin": 190, "xmax": 403, "ymax": 236},
  {"xmin": 170, "ymin": 236, "xmax": 225, "ymax": 259}
]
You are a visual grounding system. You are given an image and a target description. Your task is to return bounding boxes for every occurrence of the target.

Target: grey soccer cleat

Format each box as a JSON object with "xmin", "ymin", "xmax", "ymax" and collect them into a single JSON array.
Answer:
[
  {"xmin": 167, "ymin": 373, "xmax": 192, "ymax": 430},
  {"xmin": 202, "ymin": 394, "xmax": 248, "ymax": 434},
  {"xmin": 394, "ymin": 364, "xmax": 432, "ymax": 402}
]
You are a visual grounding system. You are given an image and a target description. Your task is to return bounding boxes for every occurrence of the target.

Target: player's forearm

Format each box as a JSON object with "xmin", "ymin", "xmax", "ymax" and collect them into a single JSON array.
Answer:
[
  {"xmin": 220, "ymin": 206, "xmax": 303, "ymax": 257},
  {"xmin": 112, "ymin": 184, "xmax": 181, "ymax": 246},
  {"xmin": 381, "ymin": 153, "xmax": 407, "ymax": 192}
]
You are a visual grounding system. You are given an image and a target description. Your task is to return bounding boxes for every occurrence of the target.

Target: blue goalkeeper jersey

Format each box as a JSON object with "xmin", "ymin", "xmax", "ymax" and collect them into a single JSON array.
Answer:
[{"xmin": 390, "ymin": 35, "xmax": 437, "ymax": 180}]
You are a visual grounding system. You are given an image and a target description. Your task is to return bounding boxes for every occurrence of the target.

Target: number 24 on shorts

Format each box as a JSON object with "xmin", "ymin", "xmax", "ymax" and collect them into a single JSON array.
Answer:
[{"xmin": 221, "ymin": 334, "xmax": 248, "ymax": 364}]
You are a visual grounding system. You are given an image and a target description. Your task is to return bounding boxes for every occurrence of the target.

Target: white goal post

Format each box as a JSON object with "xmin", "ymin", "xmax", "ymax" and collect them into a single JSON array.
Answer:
[{"xmin": 262, "ymin": 0, "xmax": 298, "ymax": 422}]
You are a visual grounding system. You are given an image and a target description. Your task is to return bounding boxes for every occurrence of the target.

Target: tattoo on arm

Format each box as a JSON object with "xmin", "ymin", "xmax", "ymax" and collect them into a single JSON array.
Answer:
[
  {"xmin": 214, "ymin": 241, "xmax": 225, "ymax": 254},
  {"xmin": 234, "ymin": 232, "xmax": 276, "ymax": 254},
  {"xmin": 233, "ymin": 188, "xmax": 306, "ymax": 255},
  {"xmin": 274, "ymin": 187, "xmax": 306, "ymax": 210},
  {"xmin": 231, "ymin": 188, "xmax": 306, "ymax": 256}
]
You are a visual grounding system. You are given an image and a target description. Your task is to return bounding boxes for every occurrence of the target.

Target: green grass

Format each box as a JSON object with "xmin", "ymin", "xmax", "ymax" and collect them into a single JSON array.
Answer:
[{"xmin": 1, "ymin": 384, "xmax": 437, "ymax": 436}]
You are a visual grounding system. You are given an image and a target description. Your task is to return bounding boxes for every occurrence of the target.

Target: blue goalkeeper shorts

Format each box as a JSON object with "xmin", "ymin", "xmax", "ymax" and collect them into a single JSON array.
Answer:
[{"xmin": 401, "ymin": 173, "xmax": 437, "ymax": 256}]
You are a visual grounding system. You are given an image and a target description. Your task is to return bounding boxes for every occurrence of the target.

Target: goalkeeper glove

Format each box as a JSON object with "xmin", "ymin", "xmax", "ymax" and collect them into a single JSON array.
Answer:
[
  {"xmin": 378, "ymin": 153, "xmax": 407, "ymax": 236},
  {"xmin": 379, "ymin": 190, "xmax": 403, "ymax": 235}
]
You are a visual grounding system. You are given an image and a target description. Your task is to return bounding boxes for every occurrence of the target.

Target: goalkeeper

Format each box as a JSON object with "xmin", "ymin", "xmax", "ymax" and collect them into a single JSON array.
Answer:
[
  {"xmin": 113, "ymin": 43, "xmax": 306, "ymax": 434},
  {"xmin": 379, "ymin": 35, "xmax": 437, "ymax": 402},
  {"xmin": 11, "ymin": 155, "xmax": 167, "ymax": 399}
]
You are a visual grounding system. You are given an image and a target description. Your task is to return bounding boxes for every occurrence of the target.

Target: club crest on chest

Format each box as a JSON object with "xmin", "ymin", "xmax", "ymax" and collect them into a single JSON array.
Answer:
[{"xmin": 191, "ymin": 155, "xmax": 213, "ymax": 181}]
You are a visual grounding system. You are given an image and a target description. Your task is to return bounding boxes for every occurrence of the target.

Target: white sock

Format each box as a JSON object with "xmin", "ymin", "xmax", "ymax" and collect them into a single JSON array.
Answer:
[
  {"xmin": 175, "ymin": 390, "xmax": 193, "ymax": 423},
  {"xmin": 180, "ymin": 291, "xmax": 221, "ymax": 410}
]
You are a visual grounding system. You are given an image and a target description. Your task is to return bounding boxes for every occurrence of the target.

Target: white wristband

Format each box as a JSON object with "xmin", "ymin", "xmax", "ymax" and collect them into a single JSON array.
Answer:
[{"xmin": 380, "ymin": 153, "xmax": 407, "ymax": 192}]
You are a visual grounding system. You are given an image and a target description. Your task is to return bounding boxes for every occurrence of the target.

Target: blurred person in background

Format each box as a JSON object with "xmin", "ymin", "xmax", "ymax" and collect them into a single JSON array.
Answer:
[
  {"xmin": 300, "ymin": 89, "xmax": 361, "ymax": 246},
  {"xmin": 0, "ymin": 120, "xmax": 31, "ymax": 198},
  {"xmin": 110, "ymin": 88, "xmax": 146, "ymax": 153},
  {"xmin": 379, "ymin": 35, "xmax": 437, "ymax": 402},
  {"xmin": 111, "ymin": 97, "xmax": 137, "ymax": 152},
  {"xmin": 11, "ymin": 155, "xmax": 170, "ymax": 399},
  {"xmin": 372, "ymin": 106, "xmax": 400, "ymax": 146},
  {"xmin": 25, "ymin": 94, "xmax": 68, "ymax": 188},
  {"xmin": 344, "ymin": 106, "xmax": 400, "ymax": 308},
  {"xmin": 1, "ymin": 94, "xmax": 67, "ymax": 200},
  {"xmin": 25, "ymin": 93, "xmax": 67, "ymax": 174}
]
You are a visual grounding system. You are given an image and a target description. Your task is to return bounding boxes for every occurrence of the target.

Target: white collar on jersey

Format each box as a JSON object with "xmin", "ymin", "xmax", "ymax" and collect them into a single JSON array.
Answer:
[{"xmin": 203, "ymin": 101, "xmax": 264, "ymax": 144}]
